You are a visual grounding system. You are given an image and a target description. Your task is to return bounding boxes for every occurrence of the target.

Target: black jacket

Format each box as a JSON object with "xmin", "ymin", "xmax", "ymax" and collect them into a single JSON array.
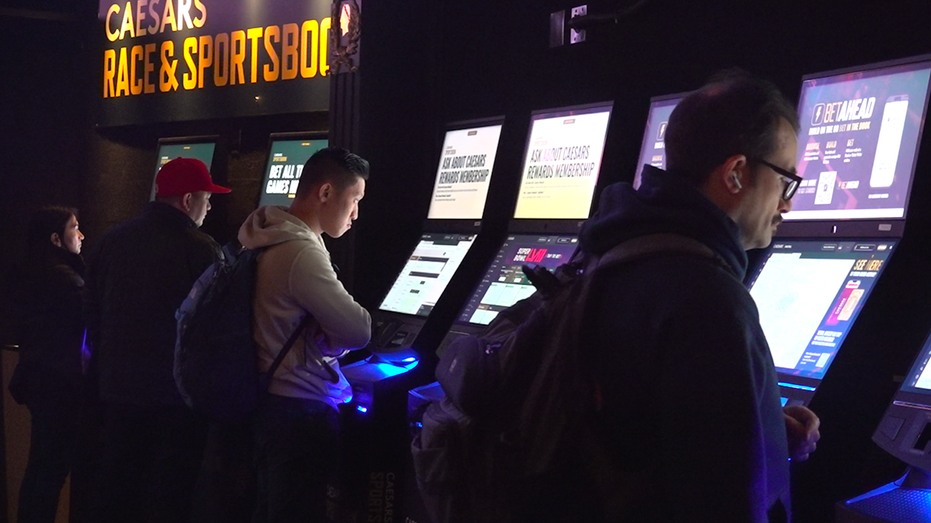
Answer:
[
  {"xmin": 10, "ymin": 243, "xmax": 86, "ymax": 402},
  {"xmin": 85, "ymin": 202, "xmax": 220, "ymax": 406},
  {"xmin": 573, "ymin": 165, "xmax": 790, "ymax": 522}
]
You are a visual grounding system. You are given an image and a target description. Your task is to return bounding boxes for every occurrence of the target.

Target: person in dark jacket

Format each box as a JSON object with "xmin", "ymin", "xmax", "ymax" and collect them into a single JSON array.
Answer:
[
  {"xmin": 525, "ymin": 73, "xmax": 820, "ymax": 522},
  {"xmin": 84, "ymin": 158, "xmax": 230, "ymax": 523},
  {"xmin": 11, "ymin": 205, "xmax": 87, "ymax": 523}
]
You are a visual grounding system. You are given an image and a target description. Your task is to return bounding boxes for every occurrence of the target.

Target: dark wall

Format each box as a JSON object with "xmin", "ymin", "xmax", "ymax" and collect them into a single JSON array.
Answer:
[{"xmin": 6, "ymin": 0, "xmax": 931, "ymax": 521}]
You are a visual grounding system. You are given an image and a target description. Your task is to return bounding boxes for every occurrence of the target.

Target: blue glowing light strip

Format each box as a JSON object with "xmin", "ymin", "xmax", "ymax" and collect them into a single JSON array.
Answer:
[{"xmin": 779, "ymin": 382, "xmax": 816, "ymax": 392}]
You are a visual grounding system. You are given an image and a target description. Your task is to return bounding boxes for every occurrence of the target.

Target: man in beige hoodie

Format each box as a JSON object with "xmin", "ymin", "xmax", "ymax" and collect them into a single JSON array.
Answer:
[{"xmin": 238, "ymin": 147, "xmax": 372, "ymax": 523}]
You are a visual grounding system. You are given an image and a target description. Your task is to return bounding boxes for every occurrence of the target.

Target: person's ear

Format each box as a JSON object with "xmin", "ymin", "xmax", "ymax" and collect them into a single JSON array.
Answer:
[
  {"xmin": 181, "ymin": 192, "xmax": 194, "ymax": 210},
  {"xmin": 50, "ymin": 232, "xmax": 62, "ymax": 247},
  {"xmin": 721, "ymin": 155, "xmax": 749, "ymax": 194},
  {"xmin": 318, "ymin": 182, "xmax": 333, "ymax": 202}
]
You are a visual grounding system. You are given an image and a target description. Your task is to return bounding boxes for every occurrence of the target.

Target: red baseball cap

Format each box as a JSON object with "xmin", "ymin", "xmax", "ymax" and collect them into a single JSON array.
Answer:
[{"xmin": 154, "ymin": 157, "xmax": 231, "ymax": 197}]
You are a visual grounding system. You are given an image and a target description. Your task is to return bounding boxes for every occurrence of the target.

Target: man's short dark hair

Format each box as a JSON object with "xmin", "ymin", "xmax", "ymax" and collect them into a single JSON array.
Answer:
[
  {"xmin": 665, "ymin": 70, "xmax": 800, "ymax": 185},
  {"xmin": 296, "ymin": 147, "xmax": 370, "ymax": 196}
]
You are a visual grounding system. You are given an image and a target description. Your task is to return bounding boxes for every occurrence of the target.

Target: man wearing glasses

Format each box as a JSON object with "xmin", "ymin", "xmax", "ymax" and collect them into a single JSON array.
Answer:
[{"xmin": 527, "ymin": 72, "xmax": 821, "ymax": 522}]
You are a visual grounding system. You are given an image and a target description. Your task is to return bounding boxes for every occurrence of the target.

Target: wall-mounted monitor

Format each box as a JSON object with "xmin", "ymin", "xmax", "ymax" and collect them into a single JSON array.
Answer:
[
  {"xmin": 513, "ymin": 102, "xmax": 613, "ymax": 220},
  {"xmin": 457, "ymin": 234, "xmax": 579, "ymax": 326},
  {"xmin": 747, "ymin": 238, "xmax": 896, "ymax": 404},
  {"xmin": 633, "ymin": 93, "xmax": 685, "ymax": 188},
  {"xmin": 258, "ymin": 133, "xmax": 328, "ymax": 208},
  {"xmin": 427, "ymin": 119, "xmax": 504, "ymax": 220},
  {"xmin": 151, "ymin": 136, "xmax": 218, "ymax": 201},
  {"xmin": 377, "ymin": 233, "xmax": 477, "ymax": 318},
  {"xmin": 873, "ymin": 327, "xmax": 931, "ymax": 472},
  {"xmin": 786, "ymin": 55, "xmax": 931, "ymax": 222}
]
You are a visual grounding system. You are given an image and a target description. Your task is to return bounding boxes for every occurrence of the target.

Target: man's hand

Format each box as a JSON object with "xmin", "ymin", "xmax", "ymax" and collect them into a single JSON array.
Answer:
[{"xmin": 784, "ymin": 405, "xmax": 820, "ymax": 461}]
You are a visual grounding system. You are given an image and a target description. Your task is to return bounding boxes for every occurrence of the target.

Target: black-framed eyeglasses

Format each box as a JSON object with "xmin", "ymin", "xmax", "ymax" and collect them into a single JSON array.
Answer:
[{"xmin": 753, "ymin": 159, "xmax": 802, "ymax": 201}]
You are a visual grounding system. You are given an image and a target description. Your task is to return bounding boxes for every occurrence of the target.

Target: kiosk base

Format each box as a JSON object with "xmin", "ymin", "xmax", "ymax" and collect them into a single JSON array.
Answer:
[{"xmin": 836, "ymin": 468, "xmax": 931, "ymax": 523}]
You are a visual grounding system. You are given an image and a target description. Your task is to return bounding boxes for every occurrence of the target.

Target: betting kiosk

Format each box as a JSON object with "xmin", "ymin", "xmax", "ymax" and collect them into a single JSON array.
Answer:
[
  {"xmin": 338, "ymin": 118, "xmax": 505, "ymax": 523},
  {"xmin": 405, "ymin": 101, "xmax": 613, "ymax": 522},
  {"xmin": 837, "ymin": 330, "xmax": 931, "ymax": 522},
  {"xmin": 257, "ymin": 132, "xmax": 328, "ymax": 208},
  {"xmin": 763, "ymin": 56, "xmax": 931, "ymax": 522},
  {"xmin": 150, "ymin": 135, "xmax": 219, "ymax": 200},
  {"xmin": 746, "ymin": 56, "xmax": 931, "ymax": 408}
]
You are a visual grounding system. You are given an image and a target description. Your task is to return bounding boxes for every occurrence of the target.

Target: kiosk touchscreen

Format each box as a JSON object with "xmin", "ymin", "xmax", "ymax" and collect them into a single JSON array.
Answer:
[
  {"xmin": 747, "ymin": 239, "xmax": 896, "ymax": 406},
  {"xmin": 633, "ymin": 93, "xmax": 685, "ymax": 188},
  {"xmin": 360, "ymin": 119, "xmax": 504, "ymax": 361},
  {"xmin": 150, "ymin": 137, "xmax": 218, "ymax": 201},
  {"xmin": 837, "ymin": 329, "xmax": 931, "ymax": 521},
  {"xmin": 257, "ymin": 133, "xmax": 328, "ymax": 208},
  {"xmin": 457, "ymin": 234, "xmax": 579, "ymax": 326}
]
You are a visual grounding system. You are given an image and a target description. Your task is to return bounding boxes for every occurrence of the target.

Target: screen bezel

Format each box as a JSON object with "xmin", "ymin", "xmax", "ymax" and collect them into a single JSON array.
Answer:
[
  {"xmin": 512, "ymin": 101, "xmax": 614, "ymax": 227},
  {"xmin": 781, "ymin": 54, "xmax": 931, "ymax": 236},
  {"xmin": 425, "ymin": 116, "xmax": 505, "ymax": 226}
]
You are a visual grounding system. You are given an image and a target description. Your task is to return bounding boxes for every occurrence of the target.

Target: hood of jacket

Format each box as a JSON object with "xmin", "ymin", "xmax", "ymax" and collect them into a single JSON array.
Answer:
[
  {"xmin": 238, "ymin": 205, "xmax": 321, "ymax": 250},
  {"xmin": 580, "ymin": 165, "xmax": 748, "ymax": 278}
]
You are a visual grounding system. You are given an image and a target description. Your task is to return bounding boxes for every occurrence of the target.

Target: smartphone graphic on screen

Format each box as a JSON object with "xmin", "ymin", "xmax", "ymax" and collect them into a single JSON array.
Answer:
[
  {"xmin": 815, "ymin": 171, "xmax": 837, "ymax": 205},
  {"xmin": 870, "ymin": 94, "xmax": 909, "ymax": 188}
]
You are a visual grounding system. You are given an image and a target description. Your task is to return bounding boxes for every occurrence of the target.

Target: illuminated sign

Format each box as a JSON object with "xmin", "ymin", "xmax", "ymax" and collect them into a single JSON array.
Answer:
[{"xmin": 98, "ymin": 0, "xmax": 334, "ymax": 125}]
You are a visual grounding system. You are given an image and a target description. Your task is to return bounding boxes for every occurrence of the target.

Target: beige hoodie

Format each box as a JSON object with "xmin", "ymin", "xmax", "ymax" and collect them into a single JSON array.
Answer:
[{"xmin": 238, "ymin": 205, "xmax": 372, "ymax": 409}]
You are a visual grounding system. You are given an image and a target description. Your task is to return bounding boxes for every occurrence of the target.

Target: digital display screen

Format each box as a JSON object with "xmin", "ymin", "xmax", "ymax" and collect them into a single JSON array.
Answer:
[
  {"xmin": 633, "ymin": 95, "xmax": 683, "ymax": 188},
  {"xmin": 786, "ymin": 59, "xmax": 931, "ymax": 221},
  {"xmin": 151, "ymin": 141, "xmax": 216, "ymax": 201},
  {"xmin": 378, "ymin": 233, "xmax": 476, "ymax": 317},
  {"xmin": 902, "ymin": 334, "xmax": 931, "ymax": 394},
  {"xmin": 513, "ymin": 103, "xmax": 612, "ymax": 219},
  {"xmin": 748, "ymin": 239, "xmax": 895, "ymax": 381},
  {"xmin": 427, "ymin": 123, "xmax": 503, "ymax": 220},
  {"xmin": 259, "ymin": 136, "xmax": 329, "ymax": 208},
  {"xmin": 458, "ymin": 234, "xmax": 579, "ymax": 325}
]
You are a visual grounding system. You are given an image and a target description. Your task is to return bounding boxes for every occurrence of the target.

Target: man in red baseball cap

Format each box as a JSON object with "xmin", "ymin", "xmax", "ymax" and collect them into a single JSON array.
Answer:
[
  {"xmin": 85, "ymin": 157, "xmax": 230, "ymax": 522},
  {"xmin": 154, "ymin": 157, "xmax": 231, "ymax": 226}
]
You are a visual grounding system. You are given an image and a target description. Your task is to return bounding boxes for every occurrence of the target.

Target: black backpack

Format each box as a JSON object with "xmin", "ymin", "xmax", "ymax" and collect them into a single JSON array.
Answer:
[
  {"xmin": 410, "ymin": 234, "xmax": 719, "ymax": 522},
  {"xmin": 174, "ymin": 242, "xmax": 337, "ymax": 422}
]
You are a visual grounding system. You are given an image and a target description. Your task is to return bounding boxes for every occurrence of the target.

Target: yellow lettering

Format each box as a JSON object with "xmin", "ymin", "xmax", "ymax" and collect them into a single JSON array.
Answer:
[
  {"xmin": 103, "ymin": 49, "xmax": 116, "ymax": 97},
  {"xmin": 213, "ymin": 32, "xmax": 229, "ymax": 86},
  {"xmin": 159, "ymin": 40, "xmax": 179, "ymax": 92},
  {"xmin": 198, "ymin": 35, "xmax": 213, "ymax": 88},
  {"xmin": 130, "ymin": 44, "xmax": 144, "ymax": 95},
  {"xmin": 160, "ymin": 0, "xmax": 177, "ymax": 33},
  {"xmin": 319, "ymin": 17, "xmax": 330, "ymax": 76},
  {"xmin": 148, "ymin": 0, "xmax": 161, "ymax": 34},
  {"xmin": 178, "ymin": 0, "xmax": 193, "ymax": 30},
  {"xmin": 300, "ymin": 20, "xmax": 319, "ymax": 79},
  {"xmin": 263, "ymin": 26, "xmax": 280, "ymax": 82},
  {"xmin": 230, "ymin": 30, "xmax": 246, "ymax": 85},
  {"xmin": 116, "ymin": 47, "xmax": 130, "ymax": 96},
  {"xmin": 246, "ymin": 27, "xmax": 263, "ymax": 83},
  {"xmin": 281, "ymin": 23, "xmax": 299, "ymax": 80},
  {"xmin": 144, "ymin": 43, "xmax": 156, "ymax": 93},
  {"xmin": 119, "ymin": 2, "xmax": 135, "ymax": 40},
  {"xmin": 192, "ymin": 0, "xmax": 207, "ymax": 28},
  {"xmin": 135, "ymin": 0, "xmax": 147, "ymax": 36},
  {"xmin": 182, "ymin": 36, "xmax": 197, "ymax": 90},
  {"xmin": 105, "ymin": 4, "xmax": 120, "ymax": 42}
]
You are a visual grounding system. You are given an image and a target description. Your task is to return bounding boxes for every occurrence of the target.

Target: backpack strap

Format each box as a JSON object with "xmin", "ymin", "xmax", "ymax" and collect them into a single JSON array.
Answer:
[{"xmin": 594, "ymin": 233, "xmax": 726, "ymax": 274}]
